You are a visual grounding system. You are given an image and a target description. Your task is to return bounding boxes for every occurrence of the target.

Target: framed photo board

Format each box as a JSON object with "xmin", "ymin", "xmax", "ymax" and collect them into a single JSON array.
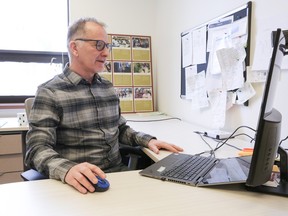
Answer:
[{"xmin": 100, "ymin": 34, "xmax": 154, "ymax": 113}]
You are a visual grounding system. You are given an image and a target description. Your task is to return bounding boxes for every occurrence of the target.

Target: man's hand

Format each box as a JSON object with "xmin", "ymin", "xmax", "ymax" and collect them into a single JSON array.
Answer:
[
  {"xmin": 147, "ymin": 139, "xmax": 184, "ymax": 154},
  {"xmin": 64, "ymin": 162, "xmax": 106, "ymax": 194}
]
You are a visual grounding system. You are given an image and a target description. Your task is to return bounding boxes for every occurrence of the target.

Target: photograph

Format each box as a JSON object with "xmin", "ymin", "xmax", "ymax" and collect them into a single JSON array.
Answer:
[
  {"xmin": 112, "ymin": 35, "xmax": 131, "ymax": 48},
  {"xmin": 133, "ymin": 62, "xmax": 151, "ymax": 73},
  {"xmin": 132, "ymin": 36, "xmax": 150, "ymax": 49},
  {"xmin": 103, "ymin": 61, "xmax": 112, "ymax": 72},
  {"xmin": 134, "ymin": 87, "xmax": 152, "ymax": 99},
  {"xmin": 115, "ymin": 87, "xmax": 133, "ymax": 99},
  {"xmin": 113, "ymin": 61, "xmax": 131, "ymax": 73}
]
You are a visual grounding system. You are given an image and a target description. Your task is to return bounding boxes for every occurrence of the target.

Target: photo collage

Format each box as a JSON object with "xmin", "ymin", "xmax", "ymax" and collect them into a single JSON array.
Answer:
[{"xmin": 100, "ymin": 34, "xmax": 153, "ymax": 113}]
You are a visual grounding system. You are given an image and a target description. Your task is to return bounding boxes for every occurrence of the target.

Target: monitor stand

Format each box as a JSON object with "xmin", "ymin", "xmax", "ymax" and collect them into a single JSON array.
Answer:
[{"xmin": 245, "ymin": 146, "xmax": 288, "ymax": 197}]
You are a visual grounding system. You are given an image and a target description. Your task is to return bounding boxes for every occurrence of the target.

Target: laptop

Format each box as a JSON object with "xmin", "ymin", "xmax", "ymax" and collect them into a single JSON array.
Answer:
[{"xmin": 139, "ymin": 153, "xmax": 251, "ymax": 186}]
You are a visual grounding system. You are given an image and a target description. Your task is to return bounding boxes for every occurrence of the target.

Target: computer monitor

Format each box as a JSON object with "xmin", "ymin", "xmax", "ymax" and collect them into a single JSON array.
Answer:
[{"xmin": 245, "ymin": 28, "xmax": 288, "ymax": 196}]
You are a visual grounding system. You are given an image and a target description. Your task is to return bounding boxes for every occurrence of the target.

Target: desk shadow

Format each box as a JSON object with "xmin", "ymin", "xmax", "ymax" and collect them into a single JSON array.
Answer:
[{"xmin": 200, "ymin": 183, "xmax": 247, "ymax": 192}]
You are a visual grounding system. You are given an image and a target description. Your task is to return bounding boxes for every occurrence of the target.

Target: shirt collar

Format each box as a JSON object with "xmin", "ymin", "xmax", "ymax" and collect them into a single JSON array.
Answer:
[{"xmin": 63, "ymin": 64, "xmax": 102, "ymax": 85}]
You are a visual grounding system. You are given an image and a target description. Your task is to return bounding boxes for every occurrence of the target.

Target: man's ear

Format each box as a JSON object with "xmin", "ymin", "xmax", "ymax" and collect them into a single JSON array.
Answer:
[{"xmin": 69, "ymin": 41, "xmax": 79, "ymax": 57}]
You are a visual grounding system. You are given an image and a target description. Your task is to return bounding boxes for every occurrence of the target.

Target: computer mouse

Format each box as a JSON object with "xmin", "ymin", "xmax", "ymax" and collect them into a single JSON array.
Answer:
[{"xmin": 91, "ymin": 176, "xmax": 110, "ymax": 192}]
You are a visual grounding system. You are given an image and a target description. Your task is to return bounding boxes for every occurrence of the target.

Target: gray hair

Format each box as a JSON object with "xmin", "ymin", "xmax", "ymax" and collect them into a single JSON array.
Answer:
[{"xmin": 67, "ymin": 17, "xmax": 106, "ymax": 46}]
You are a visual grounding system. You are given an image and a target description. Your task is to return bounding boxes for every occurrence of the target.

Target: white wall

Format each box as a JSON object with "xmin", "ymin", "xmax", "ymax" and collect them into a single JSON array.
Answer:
[
  {"xmin": 152, "ymin": 0, "xmax": 288, "ymax": 139},
  {"xmin": 69, "ymin": 0, "xmax": 156, "ymax": 35}
]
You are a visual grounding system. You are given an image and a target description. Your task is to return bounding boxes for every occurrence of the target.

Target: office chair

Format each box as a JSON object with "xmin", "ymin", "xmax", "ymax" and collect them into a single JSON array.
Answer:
[
  {"xmin": 21, "ymin": 98, "xmax": 153, "ymax": 181},
  {"xmin": 21, "ymin": 98, "xmax": 47, "ymax": 181}
]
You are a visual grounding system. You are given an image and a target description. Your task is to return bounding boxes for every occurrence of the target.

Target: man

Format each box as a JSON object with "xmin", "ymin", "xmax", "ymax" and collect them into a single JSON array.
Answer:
[{"xmin": 25, "ymin": 17, "xmax": 183, "ymax": 194}]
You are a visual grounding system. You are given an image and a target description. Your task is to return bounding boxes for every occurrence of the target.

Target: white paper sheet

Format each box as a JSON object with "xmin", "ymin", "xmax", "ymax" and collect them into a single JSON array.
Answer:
[{"xmin": 182, "ymin": 31, "xmax": 193, "ymax": 68}]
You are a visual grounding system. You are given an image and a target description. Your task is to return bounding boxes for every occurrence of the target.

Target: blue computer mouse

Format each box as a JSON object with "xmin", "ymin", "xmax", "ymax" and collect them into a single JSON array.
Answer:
[{"xmin": 92, "ymin": 176, "xmax": 110, "ymax": 192}]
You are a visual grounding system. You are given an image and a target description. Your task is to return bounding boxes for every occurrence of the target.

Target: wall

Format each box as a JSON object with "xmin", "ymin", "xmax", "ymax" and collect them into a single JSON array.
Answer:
[
  {"xmin": 2, "ymin": 0, "xmax": 288, "ymax": 140},
  {"xmin": 153, "ymin": 0, "xmax": 288, "ymax": 139},
  {"xmin": 69, "ymin": 0, "xmax": 288, "ymax": 139},
  {"xmin": 69, "ymin": 0, "xmax": 156, "ymax": 35},
  {"xmin": 69, "ymin": 0, "xmax": 160, "ymax": 114}
]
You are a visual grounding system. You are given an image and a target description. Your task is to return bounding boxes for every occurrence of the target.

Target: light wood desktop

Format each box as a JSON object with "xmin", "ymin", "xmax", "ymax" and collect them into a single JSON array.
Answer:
[
  {"xmin": 0, "ymin": 114, "xmax": 287, "ymax": 215},
  {"xmin": 0, "ymin": 114, "xmax": 253, "ymax": 161},
  {"xmin": 0, "ymin": 170, "xmax": 287, "ymax": 216},
  {"xmin": 0, "ymin": 117, "xmax": 28, "ymax": 134},
  {"xmin": 124, "ymin": 113, "xmax": 253, "ymax": 162}
]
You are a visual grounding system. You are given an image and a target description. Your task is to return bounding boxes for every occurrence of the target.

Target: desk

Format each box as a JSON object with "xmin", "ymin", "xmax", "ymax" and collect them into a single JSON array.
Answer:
[
  {"xmin": 0, "ymin": 170, "xmax": 287, "ymax": 216},
  {"xmin": 0, "ymin": 118, "xmax": 28, "ymax": 183},
  {"xmin": 124, "ymin": 113, "xmax": 253, "ymax": 161},
  {"xmin": 0, "ymin": 114, "xmax": 252, "ymax": 183},
  {"xmin": 0, "ymin": 118, "xmax": 29, "ymax": 156},
  {"xmin": 0, "ymin": 117, "xmax": 28, "ymax": 134},
  {"xmin": 1, "ymin": 114, "xmax": 253, "ymax": 163},
  {"xmin": 0, "ymin": 114, "xmax": 287, "ymax": 215}
]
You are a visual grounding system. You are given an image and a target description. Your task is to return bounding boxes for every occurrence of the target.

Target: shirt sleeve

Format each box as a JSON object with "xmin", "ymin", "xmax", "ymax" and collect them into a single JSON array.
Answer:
[
  {"xmin": 24, "ymin": 88, "xmax": 76, "ymax": 182},
  {"xmin": 118, "ymin": 116, "xmax": 156, "ymax": 148}
]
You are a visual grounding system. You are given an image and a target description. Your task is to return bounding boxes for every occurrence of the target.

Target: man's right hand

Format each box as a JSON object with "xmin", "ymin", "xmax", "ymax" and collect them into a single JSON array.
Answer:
[{"xmin": 64, "ymin": 162, "xmax": 106, "ymax": 194}]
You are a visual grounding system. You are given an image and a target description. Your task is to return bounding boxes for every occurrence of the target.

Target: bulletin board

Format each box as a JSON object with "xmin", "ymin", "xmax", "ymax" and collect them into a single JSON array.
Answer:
[
  {"xmin": 100, "ymin": 34, "xmax": 154, "ymax": 113},
  {"xmin": 180, "ymin": 1, "xmax": 252, "ymax": 107}
]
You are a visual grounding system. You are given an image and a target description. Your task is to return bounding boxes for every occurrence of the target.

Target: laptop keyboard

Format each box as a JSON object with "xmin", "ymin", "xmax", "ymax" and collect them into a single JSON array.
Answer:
[{"xmin": 161, "ymin": 155, "xmax": 216, "ymax": 181}]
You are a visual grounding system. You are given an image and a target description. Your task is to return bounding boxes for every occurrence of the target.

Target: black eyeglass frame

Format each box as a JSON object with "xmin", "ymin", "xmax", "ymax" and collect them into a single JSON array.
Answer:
[{"xmin": 74, "ymin": 38, "xmax": 112, "ymax": 51}]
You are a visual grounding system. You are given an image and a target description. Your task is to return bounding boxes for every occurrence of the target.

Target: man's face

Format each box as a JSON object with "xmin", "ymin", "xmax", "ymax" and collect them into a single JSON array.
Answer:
[{"xmin": 73, "ymin": 22, "xmax": 110, "ymax": 74}]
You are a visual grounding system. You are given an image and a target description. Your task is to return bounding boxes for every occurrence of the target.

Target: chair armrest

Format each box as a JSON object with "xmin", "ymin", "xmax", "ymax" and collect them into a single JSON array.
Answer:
[
  {"xmin": 21, "ymin": 169, "xmax": 47, "ymax": 181},
  {"xmin": 119, "ymin": 145, "xmax": 153, "ymax": 170}
]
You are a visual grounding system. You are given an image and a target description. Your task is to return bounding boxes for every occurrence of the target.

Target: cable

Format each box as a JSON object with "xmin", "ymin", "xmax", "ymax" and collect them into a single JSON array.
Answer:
[
  {"xmin": 213, "ymin": 125, "xmax": 256, "ymax": 152},
  {"xmin": 279, "ymin": 135, "xmax": 288, "ymax": 146},
  {"xmin": 193, "ymin": 126, "xmax": 256, "ymax": 156},
  {"xmin": 195, "ymin": 133, "xmax": 216, "ymax": 158},
  {"xmin": 232, "ymin": 133, "xmax": 255, "ymax": 143},
  {"xmin": 126, "ymin": 117, "xmax": 181, "ymax": 122},
  {"xmin": 223, "ymin": 142, "xmax": 242, "ymax": 151}
]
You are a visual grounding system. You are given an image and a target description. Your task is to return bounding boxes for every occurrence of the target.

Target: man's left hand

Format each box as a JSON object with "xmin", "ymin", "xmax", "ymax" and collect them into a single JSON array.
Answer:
[{"xmin": 147, "ymin": 139, "xmax": 183, "ymax": 154}]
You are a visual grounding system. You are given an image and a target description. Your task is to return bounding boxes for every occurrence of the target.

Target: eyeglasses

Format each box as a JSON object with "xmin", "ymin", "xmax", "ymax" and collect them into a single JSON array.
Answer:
[{"xmin": 75, "ymin": 38, "xmax": 112, "ymax": 51}]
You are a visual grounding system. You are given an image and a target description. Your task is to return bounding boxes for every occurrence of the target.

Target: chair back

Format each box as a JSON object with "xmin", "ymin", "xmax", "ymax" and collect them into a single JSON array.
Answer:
[
  {"xmin": 21, "ymin": 97, "xmax": 48, "ymax": 180},
  {"xmin": 24, "ymin": 97, "xmax": 35, "ymax": 121}
]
